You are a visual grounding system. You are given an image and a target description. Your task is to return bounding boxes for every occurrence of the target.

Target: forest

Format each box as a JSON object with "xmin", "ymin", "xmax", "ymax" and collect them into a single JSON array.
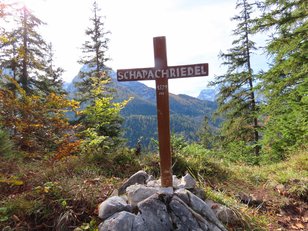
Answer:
[{"xmin": 0, "ymin": 0, "xmax": 307, "ymax": 230}]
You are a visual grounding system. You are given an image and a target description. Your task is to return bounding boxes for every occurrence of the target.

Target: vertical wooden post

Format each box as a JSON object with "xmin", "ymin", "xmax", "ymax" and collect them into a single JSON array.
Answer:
[
  {"xmin": 117, "ymin": 36, "xmax": 209, "ymax": 188},
  {"xmin": 153, "ymin": 36, "xmax": 172, "ymax": 187}
]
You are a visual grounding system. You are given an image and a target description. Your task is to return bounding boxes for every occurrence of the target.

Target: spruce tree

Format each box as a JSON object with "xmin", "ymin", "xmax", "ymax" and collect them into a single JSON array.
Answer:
[
  {"xmin": 254, "ymin": 0, "xmax": 307, "ymax": 158},
  {"xmin": 76, "ymin": 1, "xmax": 126, "ymax": 151},
  {"xmin": 210, "ymin": 0, "xmax": 260, "ymax": 156},
  {"xmin": 1, "ymin": 4, "xmax": 47, "ymax": 94},
  {"xmin": 75, "ymin": 0, "xmax": 110, "ymax": 102},
  {"xmin": 36, "ymin": 43, "xmax": 65, "ymax": 95}
]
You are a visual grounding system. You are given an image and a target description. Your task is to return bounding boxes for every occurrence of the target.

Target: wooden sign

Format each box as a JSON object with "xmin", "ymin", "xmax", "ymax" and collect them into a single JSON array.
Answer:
[
  {"xmin": 117, "ymin": 63, "xmax": 208, "ymax": 81},
  {"xmin": 117, "ymin": 37, "xmax": 209, "ymax": 187}
]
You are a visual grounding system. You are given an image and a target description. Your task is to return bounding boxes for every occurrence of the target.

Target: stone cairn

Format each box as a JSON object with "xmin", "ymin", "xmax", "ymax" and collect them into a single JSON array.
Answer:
[{"xmin": 98, "ymin": 171, "xmax": 238, "ymax": 231}]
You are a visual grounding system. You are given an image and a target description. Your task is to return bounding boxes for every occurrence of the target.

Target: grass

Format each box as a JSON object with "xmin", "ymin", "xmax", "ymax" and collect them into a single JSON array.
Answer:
[{"xmin": 1, "ymin": 145, "xmax": 307, "ymax": 230}]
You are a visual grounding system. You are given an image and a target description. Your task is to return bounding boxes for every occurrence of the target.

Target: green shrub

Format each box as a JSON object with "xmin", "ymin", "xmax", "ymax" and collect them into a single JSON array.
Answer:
[
  {"xmin": 215, "ymin": 141, "xmax": 260, "ymax": 165},
  {"xmin": 0, "ymin": 128, "xmax": 14, "ymax": 157},
  {"xmin": 172, "ymin": 143, "xmax": 229, "ymax": 182}
]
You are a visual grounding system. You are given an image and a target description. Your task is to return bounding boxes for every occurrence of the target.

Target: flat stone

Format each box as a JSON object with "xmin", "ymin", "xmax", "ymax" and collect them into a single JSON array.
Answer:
[
  {"xmin": 98, "ymin": 196, "xmax": 131, "ymax": 220},
  {"xmin": 118, "ymin": 171, "xmax": 149, "ymax": 195},
  {"xmin": 126, "ymin": 184, "xmax": 159, "ymax": 206},
  {"xmin": 99, "ymin": 211, "xmax": 135, "ymax": 231}
]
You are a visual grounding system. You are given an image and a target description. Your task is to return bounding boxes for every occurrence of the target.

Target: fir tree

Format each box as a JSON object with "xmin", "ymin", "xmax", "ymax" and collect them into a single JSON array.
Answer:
[
  {"xmin": 36, "ymin": 43, "xmax": 65, "ymax": 95},
  {"xmin": 254, "ymin": 0, "xmax": 308, "ymax": 158},
  {"xmin": 198, "ymin": 116, "xmax": 215, "ymax": 149},
  {"xmin": 1, "ymin": 4, "xmax": 47, "ymax": 94},
  {"xmin": 76, "ymin": 1, "xmax": 126, "ymax": 151},
  {"xmin": 75, "ymin": 0, "xmax": 111, "ymax": 102},
  {"xmin": 210, "ymin": 0, "xmax": 260, "ymax": 156}
]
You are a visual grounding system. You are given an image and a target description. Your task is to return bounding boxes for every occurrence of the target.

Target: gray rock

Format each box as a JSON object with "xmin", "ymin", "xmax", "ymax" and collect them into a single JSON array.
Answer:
[
  {"xmin": 174, "ymin": 188, "xmax": 190, "ymax": 204},
  {"xmin": 118, "ymin": 171, "xmax": 149, "ymax": 195},
  {"xmin": 146, "ymin": 175, "xmax": 155, "ymax": 183},
  {"xmin": 172, "ymin": 175, "xmax": 181, "ymax": 188},
  {"xmin": 169, "ymin": 195, "xmax": 208, "ymax": 231},
  {"xmin": 126, "ymin": 184, "xmax": 159, "ymax": 206},
  {"xmin": 206, "ymin": 200, "xmax": 241, "ymax": 226},
  {"xmin": 99, "ymin": 211, "xmax": 135, "ymax": 231},
  {"xmin": 137, "ymin": 193, "xmax": 173, "ymax": 231},
  {"xmin": 146, "ymin": 179, "xmax": 161, "ymax": 188},
  {"xmin": 178, "ymin": 173, "xmax": 196, "ymax": 189},
  {"xmin": 191, "ymin": 188, "xmax": 206, "ymax": 201},
  {"xmin": 175, "ymin": 189, "xmax": 227, "ymax": 231},
  {"xmin": 98, "ymin": 196, "xmax": 131, "ymax": 220},
  {"xmin": 132, "ymin": 215, "xmax": 147, "ymax": 231},
  {"xmin": 159, "ymin": 186, "xmax": 174, "ymax": 195}
]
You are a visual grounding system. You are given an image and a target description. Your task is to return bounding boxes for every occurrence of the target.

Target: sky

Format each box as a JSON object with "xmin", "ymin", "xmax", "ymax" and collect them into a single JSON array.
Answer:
[{"xmin": 16, "ymin": 0, "xmax": 267, "ymax": 97}]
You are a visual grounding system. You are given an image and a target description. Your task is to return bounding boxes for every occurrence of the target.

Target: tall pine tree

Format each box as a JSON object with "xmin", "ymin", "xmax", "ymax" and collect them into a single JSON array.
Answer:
[
  {"xmin": 254, "ymin": 0, "xmax": 307, "ymax": 158},
  {"xmin": 210, "ymin": 0, "xmax": 260, "ymax": 156}
]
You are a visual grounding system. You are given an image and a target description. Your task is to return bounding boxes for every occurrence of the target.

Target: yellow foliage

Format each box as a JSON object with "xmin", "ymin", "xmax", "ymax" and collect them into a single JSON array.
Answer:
[{"xmin": 0, "ymin": 77, "xmax": 80, "ymax": 152}]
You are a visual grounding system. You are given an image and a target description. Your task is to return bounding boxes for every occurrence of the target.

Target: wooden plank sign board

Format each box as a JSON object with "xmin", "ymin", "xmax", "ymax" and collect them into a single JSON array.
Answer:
[{"xmin": 117, "ymin": 36, "xmax": 209, "ymax": 187}]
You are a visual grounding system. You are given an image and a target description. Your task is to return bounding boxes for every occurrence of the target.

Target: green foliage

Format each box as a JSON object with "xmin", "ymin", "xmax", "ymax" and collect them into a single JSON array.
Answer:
[
  {"xmin": 197, "ymin": 116, "xmax": 217, "ymax": 149},
  {"xmin": 210, "ymin": 0, "xmax": 261, "ymax": 156},
  {"xmin": 170, "ymin": 133, "xmax": 189, "ymax": 154},
  {"xmin": 75, "ymin": 0, "xmax": 110, "ymax": 103},
  {"xmin": 0, "ymin": 4, "xmax": 49, "ymax": 94},
  {"xmin": 254, "ymin": 0, "xmax": 308, "ymax": 158},
  {"xmin": 35, "ymin": 43, "xmax": 65, "ymax": 95},
  {"xmin": 79, "ymin": 84, "xmax": 129, "ymax": 154},
  {"xmin": 0, "ymin": 128, "xmax": 14, "ymax": 157},
  {"xmin": 215, "ymin": 141, "xmax": 260, "ymax": 165},
  {"xmin": 74, "ymin": 1, "xmax": 128, "ymax": 155}
]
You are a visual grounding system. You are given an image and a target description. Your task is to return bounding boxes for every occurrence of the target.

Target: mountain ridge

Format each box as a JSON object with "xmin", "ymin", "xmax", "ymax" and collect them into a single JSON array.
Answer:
[{"xmin": 65, "ymin": 68, "xmax": 217, "ymax": 148}]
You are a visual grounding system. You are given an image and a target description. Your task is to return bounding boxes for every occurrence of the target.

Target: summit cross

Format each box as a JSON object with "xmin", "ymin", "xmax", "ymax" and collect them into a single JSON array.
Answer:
[{"xmin": 117, "ymin": 36, "xmax": 209, "ymax": 187}]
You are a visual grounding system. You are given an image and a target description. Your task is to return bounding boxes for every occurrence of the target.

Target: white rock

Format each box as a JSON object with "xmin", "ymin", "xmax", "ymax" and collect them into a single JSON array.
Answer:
[
  {"xmin": 172, "ymin": 175, "xmax": 181, "ymax": 188},
  {"xmin": 178, "ymin": 173, "xmax": 196, "ymax": 189},
  {"xmin": 118, "ymin": 171, "xmax": 149, "ymax": 195},
  {"xmin": 98, "ymin": 196, "xmax": 131, "ymax": 220},
  {"xmin": 146, "ymin": 179, "xmax": 161, "ymax": 187},
  {"xmin": 126, "ymin": 184, "xmax": 159, "ymax": 206}
]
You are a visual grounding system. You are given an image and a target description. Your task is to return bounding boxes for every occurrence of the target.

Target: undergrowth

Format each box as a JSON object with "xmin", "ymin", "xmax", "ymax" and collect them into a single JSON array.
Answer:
[{"xmin": 0, "ymin": 144, "xmax": 306, "ymax": 230}]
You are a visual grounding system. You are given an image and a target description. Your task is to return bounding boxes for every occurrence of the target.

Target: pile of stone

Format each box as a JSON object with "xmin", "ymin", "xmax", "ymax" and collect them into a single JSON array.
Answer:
[{"xmin": 98, "ymin": 171, "xmax": 238, "ymax": 231}]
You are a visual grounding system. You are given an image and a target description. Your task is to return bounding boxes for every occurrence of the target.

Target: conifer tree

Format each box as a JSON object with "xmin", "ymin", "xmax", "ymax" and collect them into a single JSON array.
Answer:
[
  {"xmin": 75, "ymin": 0, "xmax": 110, "ymax": 102},
  {"xmin": 254, "ymin": 0, "xmax": 307, "ymax": 158},
  {"xmin": 198, "ymin": 116, "xmax": 215, "ymax": 149},
  {"xmin": 76, "ymin": 1, "xmax": 126, "ymax": 151},
  {"xmin": 210, "ymin": 0, "xmax": 260, "ymax": 156},
  {"xmin": 36, "ymin": 43, "xmax": 65, "ymax": 95},
  {"xmin": 1, "ymin": 4, "xmax": 47, "ymax": 94}
]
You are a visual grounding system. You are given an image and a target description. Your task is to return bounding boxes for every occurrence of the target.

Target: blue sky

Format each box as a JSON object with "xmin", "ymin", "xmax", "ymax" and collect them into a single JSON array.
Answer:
[{"xmin": 19, "ymin": 0, "xmax": 267, "ymax": 97}]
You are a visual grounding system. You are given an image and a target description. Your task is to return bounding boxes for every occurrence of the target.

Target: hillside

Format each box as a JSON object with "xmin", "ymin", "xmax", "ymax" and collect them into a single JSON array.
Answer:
[
  {"xmin": 65, "ymin": 69, "xmax": 217, "ymax": 147},
  {"xmin": 1, "ymin": 145, "xmax": 306, "ymax": 230}
]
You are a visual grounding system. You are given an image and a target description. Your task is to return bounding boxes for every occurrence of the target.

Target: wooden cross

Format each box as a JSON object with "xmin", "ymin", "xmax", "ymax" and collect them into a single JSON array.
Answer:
[{"xmin": 117, "ymin": 36, "xmax": 209, "ymax": 187}]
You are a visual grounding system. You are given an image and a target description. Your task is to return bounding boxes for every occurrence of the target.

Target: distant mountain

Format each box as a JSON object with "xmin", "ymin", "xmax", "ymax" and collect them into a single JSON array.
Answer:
[
  {"xmin": 65, "ymin": 68, "xmax": 217, "ymax": 148},
  {"xmin": 197, "ymin": 88, "xmax": 217, "ymax": 102}
]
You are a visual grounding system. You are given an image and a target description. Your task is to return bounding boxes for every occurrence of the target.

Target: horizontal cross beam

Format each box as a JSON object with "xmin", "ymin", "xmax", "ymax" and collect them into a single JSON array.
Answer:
[{"xmin": 117, "ymin": 63, "xmax": 208, "ymax": 81}]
